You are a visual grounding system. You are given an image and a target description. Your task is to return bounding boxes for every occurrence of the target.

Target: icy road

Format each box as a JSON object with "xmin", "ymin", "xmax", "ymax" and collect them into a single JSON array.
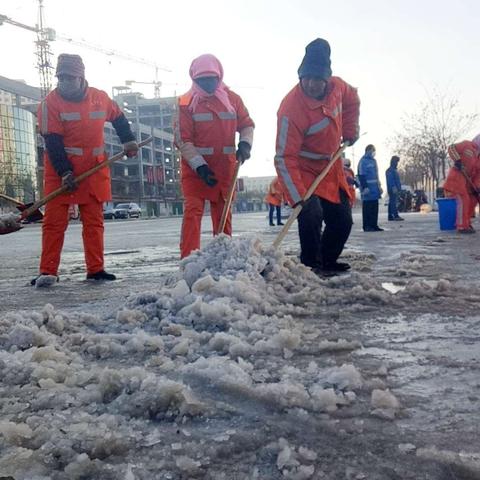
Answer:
[{"xmin": 0, "ymin": 210, "xmax": 479, "ymax": 479}]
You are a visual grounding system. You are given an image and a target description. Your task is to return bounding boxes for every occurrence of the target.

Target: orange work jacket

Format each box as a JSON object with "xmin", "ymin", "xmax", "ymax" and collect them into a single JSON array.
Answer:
[
  {"xmin": 274, "ymin": 77, "xmax": 360, "ymax": 206},
  {"xmin": 175, "ymin": 88, "xmax": 255, "ymax": 201},
  {"xmin": 264, "ymin": 178, "xmax": 285, "ymax": 206},
  {"xmin": 38, "ymin": 87, "xmax": 123, "ymax": 204},
  {"xmin": 443, "ymin": 141, "xmax": 480, "ymax": 196}
]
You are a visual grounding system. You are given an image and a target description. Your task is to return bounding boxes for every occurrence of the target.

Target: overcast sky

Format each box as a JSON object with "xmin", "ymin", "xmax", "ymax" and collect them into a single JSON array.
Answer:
[{"xmin": 2, "ymin": 0, "xmax": 479, "ymax": 178}]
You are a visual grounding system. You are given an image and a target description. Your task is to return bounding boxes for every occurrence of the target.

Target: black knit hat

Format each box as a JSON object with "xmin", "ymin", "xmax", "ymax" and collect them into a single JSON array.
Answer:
[{"xmin": 298, "ymin": 38, "xmax": 332, "ymax": 79}]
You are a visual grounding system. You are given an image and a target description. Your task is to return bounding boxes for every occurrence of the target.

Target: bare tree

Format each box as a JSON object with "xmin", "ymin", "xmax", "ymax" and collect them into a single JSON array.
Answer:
[{"xmin": 391, "ymin": 89, "xmax": 478, "ymax": 192}]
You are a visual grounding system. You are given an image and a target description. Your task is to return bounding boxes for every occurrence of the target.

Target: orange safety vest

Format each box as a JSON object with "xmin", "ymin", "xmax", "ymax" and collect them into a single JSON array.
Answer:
[
  {"xmin": 443, "ymin": 141, "xmax": 480, "ymax": 196},
  {"xmin": 37, "ymin": 87, "xmax": 123, "ymax": 204},
  {"xmin": 175, "ymin": 88, "xmax": 255, "ymax": 201},
  {"xmin": 274, "ymin": 78, "xmax": 360, "ymax": 206},
  {"xmin": 264, "ymin": 178, "xmax": 284, "ymax": 206}
]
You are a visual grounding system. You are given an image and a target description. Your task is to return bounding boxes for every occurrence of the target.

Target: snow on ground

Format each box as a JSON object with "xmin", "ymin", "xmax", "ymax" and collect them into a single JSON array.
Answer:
[{"xmin": 1, "ymin": 212, "xmax": 480, "ymax": 479}]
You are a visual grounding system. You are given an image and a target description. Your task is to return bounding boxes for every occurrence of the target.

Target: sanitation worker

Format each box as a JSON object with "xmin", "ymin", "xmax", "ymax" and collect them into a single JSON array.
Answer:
[
  {"xmin": 264, "ymin": 176, "xmax": 285, "ymax": 226},
  {"xmin": 358, "ymin": 144, "xmax": 384, "ymax": 231},
  {"xmin": 175, "ymin": 53, "xmax": 255, "ymax": 258},
  {"xmin": 385, "ymin": 155, "xmax": 404, "ymax": 221},
  {"xmin": 343, "ymin": 157, "xmax": 358, "ymax": 207},
  {"xmin": 274, "ymin": 38, "xmax": 360, "ymax": 274},
  {"xmin": 443, "ymin": 134, "xmax": 480, "ymax": 233},
  {"xmin": 33, "ymin": 54, "xmax": 138, "ymax": 287}
]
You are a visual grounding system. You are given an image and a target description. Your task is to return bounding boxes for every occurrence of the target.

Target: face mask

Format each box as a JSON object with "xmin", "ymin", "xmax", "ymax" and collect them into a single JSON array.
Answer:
[
  {"xmin": 194, "ymin": 76, "xmax": 219, "ymax": 94},
  {"xmin": 57, "ymin": 75, "xmax": 85, "ymax": 100}
]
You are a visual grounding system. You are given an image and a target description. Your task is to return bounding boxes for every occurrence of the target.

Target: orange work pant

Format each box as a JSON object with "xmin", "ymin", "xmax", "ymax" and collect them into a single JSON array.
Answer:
[
  {"xmin": 40, "ymin": 198, "xmax": 104, "ymax": 275},
  {"xmin": 180, "ymin": 196, "xmax": 232, "ymax": 259},
  {"xmin": 453, "ymin": 193, "xmax": 476, "ymax": 230}
]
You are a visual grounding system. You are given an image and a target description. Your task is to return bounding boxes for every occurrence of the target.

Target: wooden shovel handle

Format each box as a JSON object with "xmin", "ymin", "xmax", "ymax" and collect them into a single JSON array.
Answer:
[
  {"xmin": 217, "ymin": 160, "xmax": 241, "ymax": 235},
  {"xmin": 21, "ymin": 137, "xmax": 153, "ymax": 219},
  {"xmin": 0, "ymin": 193, "xmax": 24, "ymax": 206},
  {"xmin": 272, "ymin": 143, "xmax": 348, "ymax": 250}
]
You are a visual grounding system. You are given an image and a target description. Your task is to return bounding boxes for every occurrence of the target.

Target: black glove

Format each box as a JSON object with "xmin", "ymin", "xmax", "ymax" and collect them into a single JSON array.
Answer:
[
  {"xmin": 454, "ymin": 160, "xmax": 462, "ymax": 171},
  {"xmin": 346, "ymin": 176, "xmax": 356, "ymax": 186},
  {"xmin": 343, "ymin": 136, "xmax": 358, "ymax": 146},
  {"xmin": 61, "ymin": 171, "xmax": 77, "ymax": 191},
  {"xmin": 196, "ymin": 165, "xmax": 218, "ymax": 187},
  {"xmin": 236, "ymin": 141, "xmax": 251, "ymax": 163}
]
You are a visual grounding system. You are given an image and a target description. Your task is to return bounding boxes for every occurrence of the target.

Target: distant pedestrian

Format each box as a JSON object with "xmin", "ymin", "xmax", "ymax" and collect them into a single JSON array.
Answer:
[
  {"xmin": 386, "ymin": 155, "xmax": 404, "ymax": 221},
  {"xmin": 264, "ymin": 177, "xmax": 285, "ymax": 226},
  {"xmin": 442, "ymin": 135, "xmax": 480, "ymax": 233},
  {"xmin": 343, "ymin": 158, "xmax": 358, "ymax": 207},
  {"xmin": 33, "ymin": 54, "xmax": 138, "ymax": 287},
  {"xmin": 175, "ymin": 54, "xmax": 255, "ymax": 258},
  {"xmin": 358, "ymin": 144, "xmax": 384, "ymax": 231},
  {"xmin": 274, "ymin": 38, "xmax": 360, "ymax": 274}
]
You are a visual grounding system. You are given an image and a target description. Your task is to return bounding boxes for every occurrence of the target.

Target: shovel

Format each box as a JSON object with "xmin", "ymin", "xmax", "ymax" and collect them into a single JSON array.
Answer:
[
  {"xmin": 459, "ymin": 167, "xmax": 480, "ymax": 203},
  {"xmin": 0, "ymin": 137, "xmax": 153, "ymax": 235},
  {"xmin": 0, "ymin": 193, "xmax": 44, "ymax": 223},
  {"xmin": 216, "ymin": 159, "xmax": 241, "ymax": 235},
  {"xmin": 271, "ymin": 143, "xmax": 349, "ymax": 250}
]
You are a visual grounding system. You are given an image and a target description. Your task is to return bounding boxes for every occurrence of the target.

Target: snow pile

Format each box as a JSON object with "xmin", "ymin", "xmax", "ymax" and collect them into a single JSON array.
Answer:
[{"xmin": 0, "ymin": 236, "xmax": 411, "ymax": 478}]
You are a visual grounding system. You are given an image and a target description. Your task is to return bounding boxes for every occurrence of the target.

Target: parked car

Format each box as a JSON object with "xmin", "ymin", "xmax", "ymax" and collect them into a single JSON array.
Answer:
[
  {"xmin": 103, "ymin": 206, "xmax": 116, "ymax": 220},
  {"xmin": 114, "ymin": 202, "xmax": 142, "ymax": 218}
]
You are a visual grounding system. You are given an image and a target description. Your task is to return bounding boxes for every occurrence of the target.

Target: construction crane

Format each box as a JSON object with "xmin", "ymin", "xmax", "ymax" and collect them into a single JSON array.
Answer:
[
  {"xmin": 0, "ymin": 1, "xmax": 169, "ymax": 100},
  {"xmin": 56, "ymin": 34, "xmax": 170, "ymax": 90},
  {"xmin": 125, "ymin": 79, "xmax": 163, "ymax": 99},
  {"xmin": 0, "ymin": 0, "xmax": 55, "ymax": 98}
]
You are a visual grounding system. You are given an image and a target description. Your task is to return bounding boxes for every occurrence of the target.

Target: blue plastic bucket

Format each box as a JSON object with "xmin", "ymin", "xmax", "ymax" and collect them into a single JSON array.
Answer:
[{"xmin": 436, "ymin": 198, "xmax": 456, "ymax": 230}]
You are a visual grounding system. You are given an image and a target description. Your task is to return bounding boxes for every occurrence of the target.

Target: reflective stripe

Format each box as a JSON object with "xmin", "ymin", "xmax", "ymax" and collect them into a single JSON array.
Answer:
[
  {"xmin": 332, "ymin": 105, "xmax": 342, "ymax": 117},
  {"xmin": 196, "ymin": 147, "xmax": 214, "ymax": 155},
  {"xmin": 218, "ymin": 111, "xmax": 237, "ymax": 120},
  {"xmin": 93, "ymin": 147, "xmax": 104, "ymax": 155},
  {"xmin": 60, "ymin": 112, "xmax": 81, "ymax": 121},
  {"xmin": 89, "ymin": 111, "xmax": 106, "ymax": 119},
  {"xmin": 367, "ymin": 179, "xmax": 378, "ymax": 184},
  {"xmin": 306, "ymin": 117, "xmax": 330, "ymax": 135},
  {"xmin": 41, "ymin": 101, "xmax": 48, "ymax": 134},
  {"xmin": 299, "ymin": 150, "xmax": 330, "ymax": 160},
  {"xmin": 64, "ymin": 146, "xmax": 104, "ymax": 156},
  {"xmin": 65, "ymin": 147, "xmax": 83, "ymax": 155},
  {"xmin": 274, "ymin": 116, "xmax": 302, "ymax": 205},
  {"xmin": 188, "ymin": 155, "xmax": 207, "ymax": 170},
  {"xmin": 192, "ymin": 113, "xmax": 213, "ymax": 122},
  {"xmin": 223, "ymin": 146, "xmax": 235, "ymax": 154}
]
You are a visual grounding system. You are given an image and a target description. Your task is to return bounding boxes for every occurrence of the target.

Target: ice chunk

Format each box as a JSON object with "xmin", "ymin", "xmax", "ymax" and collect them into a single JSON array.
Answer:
[{"xmin": 371, "ymin": 389, "xmax": 401, "ymax": 409}]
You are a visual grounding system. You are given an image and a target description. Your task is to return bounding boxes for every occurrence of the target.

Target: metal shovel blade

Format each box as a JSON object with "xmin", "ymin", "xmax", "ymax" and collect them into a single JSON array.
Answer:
[
  {"xmin": 17, "ymin": 202, "xmax": 43, "ymax": 223},
  {"xmin": 0, "ymin": 214, "xmax": 23, "ymax": 235}
]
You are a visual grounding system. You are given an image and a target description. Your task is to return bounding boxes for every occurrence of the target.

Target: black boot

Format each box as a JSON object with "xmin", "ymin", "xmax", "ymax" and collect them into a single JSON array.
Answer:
[
  {"xmin": 323, "ymin": 261, "xmax": 351, "ymax": 271},
  {"xmin": 86, "ymin": 270, "xmax": 116, "ymax": 281}
]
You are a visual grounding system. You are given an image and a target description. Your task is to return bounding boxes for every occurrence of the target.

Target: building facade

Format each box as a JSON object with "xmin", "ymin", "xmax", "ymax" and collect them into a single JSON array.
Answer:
[
  {"xmin": 0, "ymin": 104, "xmax": 38, "ymax": 204},
  {"xmin": 109, "ymin": 91, "xmax": 181, "ymax": 216}
]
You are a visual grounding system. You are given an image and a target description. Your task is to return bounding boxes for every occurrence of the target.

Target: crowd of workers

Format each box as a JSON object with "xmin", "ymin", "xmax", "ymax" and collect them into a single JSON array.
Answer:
[{"xmin": 22, "ymin": 36, "xmax": 480, "ymax": 287}]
